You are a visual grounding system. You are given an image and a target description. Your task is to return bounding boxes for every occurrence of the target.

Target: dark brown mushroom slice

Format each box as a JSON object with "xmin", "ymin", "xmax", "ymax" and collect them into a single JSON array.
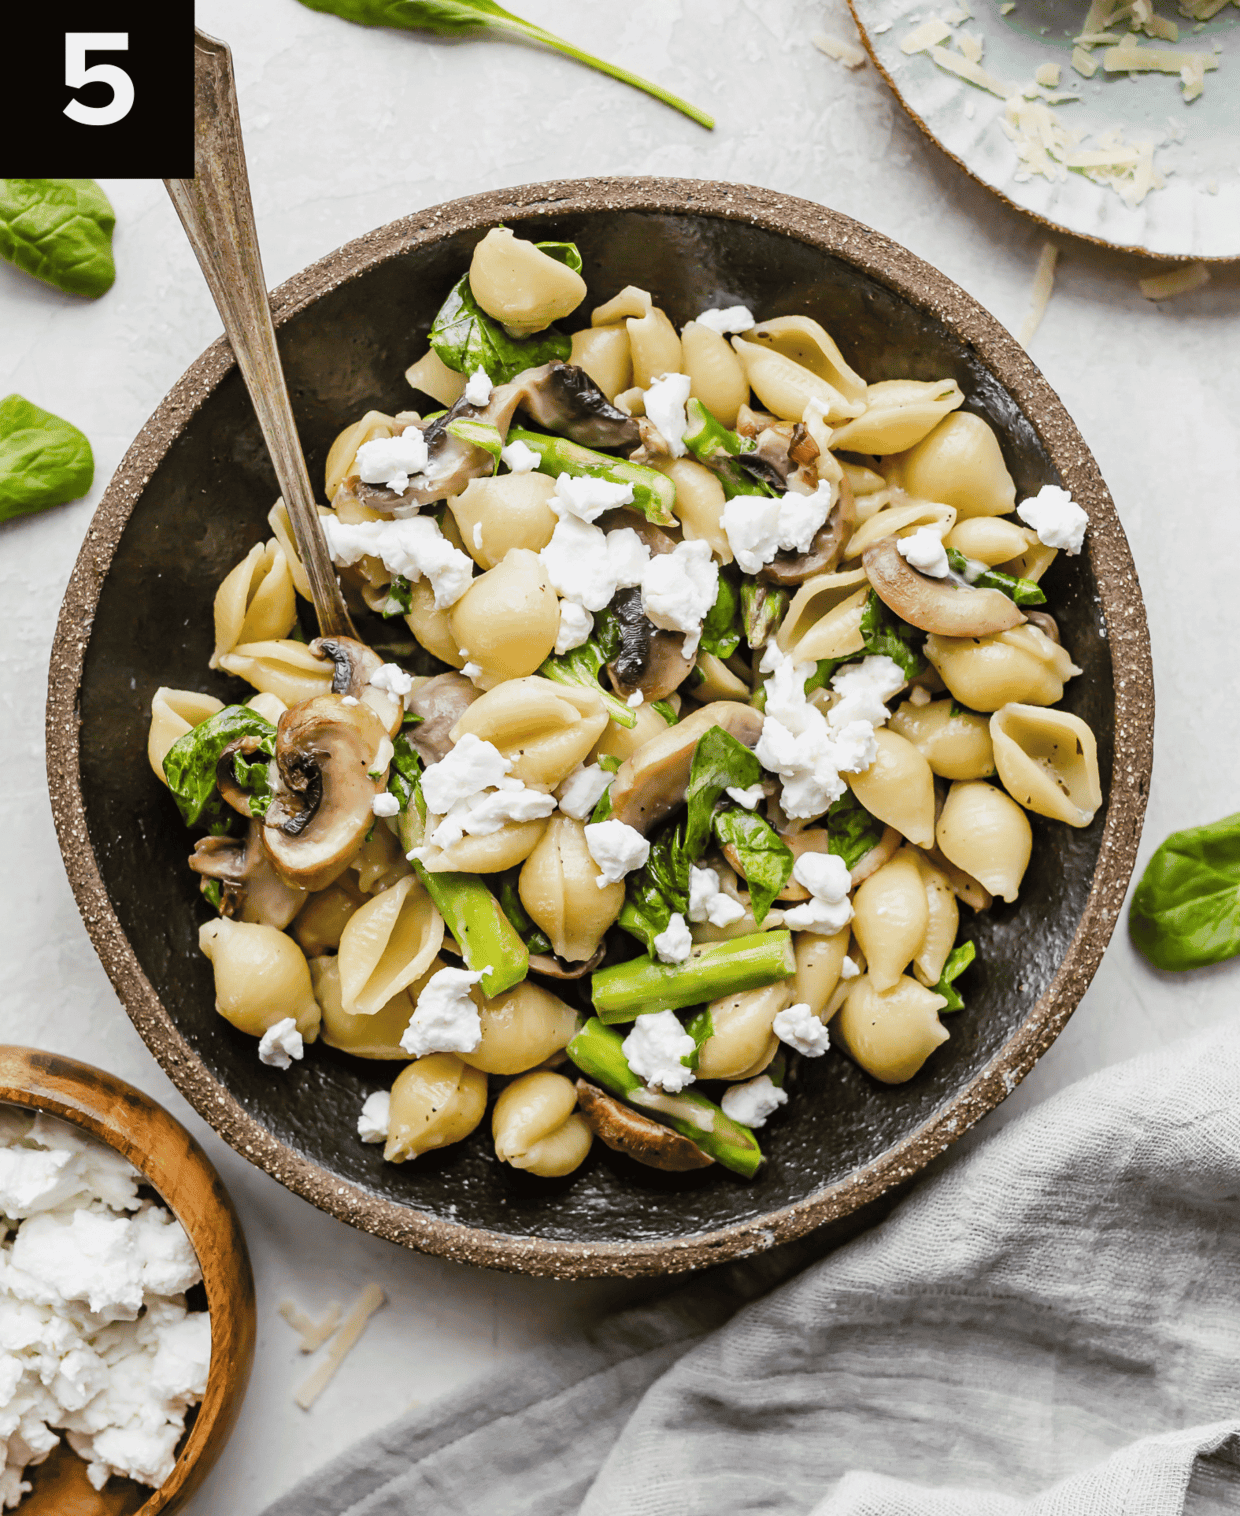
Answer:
[
  {"xmin": 527, "ymin": 945, "xmax": 606, "ymax": 981},
  {"xmin": 189, "ymin": 821, "xmax": 307, "ymax": 928},
  {"xmin": 516, "ymin": 361, "xmax": 640, "ymax": 450},
  {"xmin": 862, "ymin": 536, "xmax": 1027, "ymax": 637},
  {"xmin": 609, "ymin": 701, "xmax": 765, "ymax": 834},
  {"xmin": 575, "ymin": 1081, "xmax": 714, "ymax": 1171},
  {"xmin": 603, "ymin": 588, "xmax": 695, "ymax": 703},
  {"xmin": 406, "ymin": 672, "xmax": 479, "ymax": 766},
  {"xmin": 759, "ymin": 474, "xmax": 857, "ymax": 587},
  {"xmin": 735, "ymin": 404, "xmax": 779, "ymax": 439},
  {"xmin": 310, "ymin": 635, "xmax": 403, "ymax": 735},
  {"xmin": 1026, "ymin": 610, "xmax": 1060, "ymax": 644},
  {"xmin": 598, "ymin": 508, "xmax": 676, "ymax": 556}
]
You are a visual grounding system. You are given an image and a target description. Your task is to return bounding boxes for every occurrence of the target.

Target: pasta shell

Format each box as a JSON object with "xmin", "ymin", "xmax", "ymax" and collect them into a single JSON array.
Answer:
[
  {"xmin": 448, "ymin": 549, "xmax": 560, "ymax": 682},
  {"xmin": 267, "ymin": 498, "xmax": 334, "ymax": 601},
  {"xmin": 998, "ymin": 529, "xmax": 1058, "ymax": 584},
  {"xmin": 198, "ymin": 918, "xmax": 320, "ymax": 1042},
  {"xmin": 777, "ymin": 568, "xmax": 871, "ymax": 654},
  {"xmin": 216, "ymin": 638, "xmax": 334, "ymax": 707},
  {"xmin": 990, "ymin": 703, "xmax": 1102, "ymax": 827},
  {"xmin": 742, "ymin": 315, "xmax": 868, "ymax": 403},
  {"xmin": 829, "ymin": 379, "xmax": 965, "ymax": 455},
  {"xmin": 696, "ymin": 983, "xmax": 791, "ymax": 1081},
  {"xmin": 324, "ymin": 410, "xmax": 396, "ymax": 499},
  {"xmin": 787, "ymin": 586, "xmax": 869, "ymax": 664},
  {"xmin": 846, "ymin": 729, "xmax": 937, "ymax": 850},
  {"xmin": 405, "ymin": 350, "xmax": 466, "ymax": 409},
  {"xmin": 570, "ymin": 325, "xmax": 632, "ymax": 402},
  {"xmin": 519, "ymin": 817, "xmax": 625, "ymax": 961},
  {"xmin": 293, "ymin": 876, "xmax": 368, "ymax": 957},
  {"xmin": 682, "ymin": 322, "xmax": 748, "ymax": 426},
  {"xmin": 591, "ymin": 699, "xmax": 681, "ymax": 764},
  {"xmin": 897, "ymin": 412, "xmax": 1016, "ymax": 519},
  {"xmin": 351, "ymin": 823, "xmax": 413, "ymax": 895},
  {"xmin": 936, "ymin": 780, "xmax": 1032, "ymax": 903},
  {"xmin": 791, "ymin": 926, "xmax": 851, "ymax": 1017},
  {"xmin": 420, "ymin": 818, "xmax": 550, "ymax": 875},
  {"xmin": 448, "ymin": 473, "xmax": 557, "ymax": 570},
  {"xmin": 337, "ymin": 874, "xmax": 445, "ymax": 1017},
  {"xmin": 492, "ymin": 1071, "xmax": 590, "ymax": 1176},
  {"xmin": 842, "ymin": 501, "xmax": 956, "ymax": 562},
  {"xmin": 147, "ymin": 687, "xmax": 224, "ymax": 783},
  {"xmin": 944, "ymin": 516, "xmax": 1031, "ymax": 567},
  {"xmin": 731, "ymin": 338, "xmax": 862, "ymax": 424},
  {"xmin": 452, "ymin": 676, "xmax": 608, "ymax": 788},
  {"xmin": 925, "ymin": 624, "xmax": 1080, "ymax": 712},
  {"xmin": 910, "ymin": 850, "xmax": 959, "ymax": 986},
  {"xmin": 835, "ymin": 973, "xmax": 949, "ymax": 1084},
  {"xmin": 312, "ymin": 953, "xmax": 444, "ymax": 1060},
  {"xmin": 851, "ymin": 851, "xmax": 930, "ymax": 993},
  {"xmin": 385, "ymin": 1054, "xmax": 487, "ymax": 1163},
  {"xmin": 459, "ymin": 980, "xmax": 579, "ymax": 1075},
  {"xmin": 211, "ymin": 539, "xmax": 297, "ymax": 667},
  {"xmin": 469, "ymin": 228, "xmax": 587, "ymax": 337},
  {"xmin": 650, "ymin": 456, "xmax": 730, "ymax": 562},
  {"xmin": 888, "ymin": 697, "xmax": 996, "ymax": 781},
  {"xmin": 405, "ymin": 577, "xmax": 466, "ymax": 669}
]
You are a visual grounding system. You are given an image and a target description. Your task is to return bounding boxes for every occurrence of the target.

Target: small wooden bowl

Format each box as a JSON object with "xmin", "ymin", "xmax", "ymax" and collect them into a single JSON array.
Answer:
[{"xmin": 0, "ymin": 1047, "xmax": 255, "ymax": 1515}]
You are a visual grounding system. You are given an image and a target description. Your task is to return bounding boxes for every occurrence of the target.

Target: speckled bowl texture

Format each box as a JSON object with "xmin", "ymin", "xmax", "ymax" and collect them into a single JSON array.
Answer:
[{"xmin": 46, "ymin": 179, "xmax": 1153, "ymax": 1278}]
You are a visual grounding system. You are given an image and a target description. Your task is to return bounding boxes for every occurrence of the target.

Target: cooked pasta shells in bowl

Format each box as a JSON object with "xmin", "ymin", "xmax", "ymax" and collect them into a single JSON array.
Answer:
[{"xmin": 48, "ymin": 179, "xmax": 1152, "ymax": 1278}]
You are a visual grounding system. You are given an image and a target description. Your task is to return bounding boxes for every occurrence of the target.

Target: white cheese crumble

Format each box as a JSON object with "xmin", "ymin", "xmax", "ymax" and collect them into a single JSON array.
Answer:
[
  {"xmin": 551, "ymin": 472, "xmax": 634, "ymax": 523},
  {"xmin": 354, "ymin": 427, "xmax": 429, "ymax": 494},
  {"xmin": 688, "ymin": 865, "xmax": 746, "ymax": 928},
  {"xmin": 540, "ymin": 517, "xmax": 650, "ymax": 612},
  {"xmin": 556, "ymin": 763, "xmax": 612, "ymax": 821},
  {"xmin": 642, "ymin": 373, "xmax": 693, "ymax": 457},
  {"xmin": 400, "ymin": 967, "xmax": 484, "ymax": 1057},
  {"xmin": 585, "ymin": 819, "xmax": 651, "ymax": 886},
  {"xmin": 781, "ymin": 852, "xmax": 855, "ymax": 934},
  {"xmin": 621, "ymin": 1010, "xmax": 696, "ymax": 1093},
  {"xmin": 841, "ymin": 954, "xmax": 861, "ymax": 980},
  {"xmin": 372, "ymin": 792, "xmax": 401, "ymax": 818},
  {"xmin": 357, "ymin": 1092, "xmax": 391, "ymax": 1144},
  {"xmin": 898, "ymin": 526, "xmax": 951, "ymax": 577},
  {"xmin": 463, "ymin": 368, "xmax": 493, "ymax": 406},
  {"xmin": 1016, "ymin": 485, "xmax": 1088, "ymax": 555},
  {"xmin": 323, "ymin": 516, "xmax": 474, "ymax": 610},
  {"xmin": 555, "ymin": 600, "xmax": 594, "ymax": 655},
  {"xmin": 0, "ymin": 1113, "xmax": 209, "ymax": 1500},
  {"xmin": 258, "ymin": 1017, "xmax": 304, "ymax": 1070},
  {"xmin": 424, "ymin": 776, "xmax": 556, "ymax": 852},
  {"xmin": 720, "ymin": 1074, "xmax": 788, "ymax": 1128},
  {"xmin": 641, "ymin": 539, "xmax": 719, "ymax": 657},
  {"xmin": 772, "ymin": 1002, "xmax": 832, "ymax": 1057},
  {"xmin": 340, "ymin": 694, "xmax": 360, "ymax": 707},
  {"xmin": 421, "ymin": 733, "xmax": 511, "ymax": 814},
  {"xmin": 460, "ymin": 662, "xmax": 484, "ymax": 683},
  {"xmin": 500, "ymin": 439, "xmax": 540, "ymax": 474},
  {"xmin": 726, "ymin": 783, "xmax": 765, "ymax": 810},
  {"xmin": 369, "ymin": 662, "xmax": 415, "ymax": 697},
  {"xmin": 694, "ymin": 305, "xmax": 755, "ymax": 335},
  {"xmin": 721, "ymin": 481, "xmax": 834, "ymax": 573},
  {"xmin": 653, "ymin": 912, "xmax": 693, "ymax": 964}
]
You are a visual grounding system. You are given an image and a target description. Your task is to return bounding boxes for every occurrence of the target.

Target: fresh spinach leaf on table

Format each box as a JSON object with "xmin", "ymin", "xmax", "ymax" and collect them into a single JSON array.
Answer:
[
  {"xmin": 0, "ymin": 180, "xmax": 116, "ymax": 298},
  {"xmin": 429, "ymin": 274, "xmax": 571, "ymax": 385},
  {"xmin": 1129, "ymin": 813, "xmax": 1240, "ymax": 971},
  {"xmin": 711, "ymin": 807, "xmax": 792, "ymax": 925},
  {"xmin": 0, "ymin": 395, "xmax": 94, "ymax": 522},
  {"xmin": 163, "ymin": 707, "xmax": 278, "ymax": 831}
]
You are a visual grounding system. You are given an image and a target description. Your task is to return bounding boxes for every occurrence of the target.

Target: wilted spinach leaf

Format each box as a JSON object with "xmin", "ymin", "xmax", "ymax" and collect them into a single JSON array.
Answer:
[
  {"xmin": 163, "ymin": 707, "xmax": 278, "ymax": 831},
  {"xmin": 618, "ymin": 821, "xmax": 692, "ymax": 951},
  {"xmin": 934, "ymin": 940, "xmax": 976, "ymax": 1011},
  {"xmin": 700, "ymin": 570, "xmax": 742, "ymax": 660},
  {"xmin": 232, "ymin": 748, "xmax": 274, "ymax": 819},
  {"xmin": 387, "ymin": 730, "xmax": 424, "ymax": 813},
  {"xmin": 1129, "ymin": 813, "xmax": 1240, "ymax": 971},
  {"xmin": 685, "ymin": 726, "xmax": 762, "ymax": 857},
  {"xmin": 534, "ymin": 239, "xmax": 583, "ymax": 274},
  {"xmin": 429, "ymin": 273, "xmax": 570, "ymax": 384},
  {"xmin": 0, "ymin": 394, "xmax": 94, "ymax": 522},
  {"xmin": 0, "ymin": 179, "xmax": 115, "ymax": 298},
  {"xmin": 711, "ymin": 807, "xmax": 792, "ymax": 924},
  {"xmin": 860, "ymin": 590, "xmax": 925, "ymax": 679},
  {"xmin": 683, "ymin": 1006, "xmax": 714, "ymax": 1069},
  {"xmin": 825, "ymin": 791, "xmax": 884, "ymax": 871}
]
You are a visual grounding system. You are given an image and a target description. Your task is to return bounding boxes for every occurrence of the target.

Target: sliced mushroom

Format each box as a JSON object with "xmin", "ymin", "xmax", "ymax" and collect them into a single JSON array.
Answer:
[
  {"xmin": 760, "ymin": 474, "xmax": 857, "ymax": 587},
  {"xmin": 406, "ymin": 672, "xmax": 479, "ymax": 765},
  {"xmin": 609, "ymin": 701, "xmax": 765, "ymax": 834},
  {"xmin": 216, "ymin": 734, "xmax": 272, "ymax": 819},
  {"xmin": 575, "ymin": 1081, "xmax": 713, "ymax": 1171},
  {"xmin": 862, "ymin": 536, "xmax": 1026, "ymax": 637},
  {"xmin": 309, "ymin": 635, "xmax": 403, "ymax": 736},
  {"xmin": 528, "ymin": 944, "xmax": 606, "ymax": 980},
  {"xmin": 734, "ymin": 404, "xmax": 779, "ymax": 439},
  {"xmin": 603, "ymin": 587, "xmax": 695, "ymax": 703},
  {"xmin": 516, "ymin": 361, "xmax": 640, "ymax": 450},
  {"xmin": 598, "ymin": 507, "xmax": 677, "ymax": 556},
  {"xmin": 262, "ymin": 694, "xmax": 388, "ymax": 892},
  {"xmin": 1026, "ymin": 610, "xmax": 1060, "ymax": 645},
  {"xmin": 189, "ymin": 821, "xmax": 307, "ymax": 928}
]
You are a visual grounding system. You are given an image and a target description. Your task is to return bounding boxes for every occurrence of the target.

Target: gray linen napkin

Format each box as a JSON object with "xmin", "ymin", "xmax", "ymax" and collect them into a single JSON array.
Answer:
[{"xmin": 263, "ymin": 1017, "xmax": 1240, "ymax": 1516}]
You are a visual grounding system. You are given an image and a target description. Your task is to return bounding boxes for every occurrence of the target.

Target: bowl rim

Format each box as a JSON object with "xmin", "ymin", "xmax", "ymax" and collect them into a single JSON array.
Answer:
[
  {"xmin": 0, "ymin": 1045, "xmax": 256, "ymax": 1514},
  {"xmin": 46, "ymin": 176, "xmax": 1154, "ymax": 1279}
]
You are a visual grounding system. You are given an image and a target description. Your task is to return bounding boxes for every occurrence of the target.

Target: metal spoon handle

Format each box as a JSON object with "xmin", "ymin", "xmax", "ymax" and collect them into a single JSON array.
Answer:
[{"xmin": 165, "ymin": 29, "xmax": 354, "ymax": 639}]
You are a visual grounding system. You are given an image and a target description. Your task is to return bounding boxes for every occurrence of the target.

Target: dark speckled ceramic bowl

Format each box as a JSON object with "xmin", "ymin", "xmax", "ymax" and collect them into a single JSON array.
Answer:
[{"xmin": 47, "ymin": 179, "xmax": 1153, "ymax": 1278}]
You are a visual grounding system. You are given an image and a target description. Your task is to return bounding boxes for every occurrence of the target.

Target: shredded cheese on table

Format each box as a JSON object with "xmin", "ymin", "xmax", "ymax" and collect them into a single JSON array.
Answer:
[
  {"xmin": 930, "ymin": 44, "xmax": 1013, "ymax": 94},
  {"xmin": 812, "ymin": 31, "xmax": 868, "ymax": 67},
  {"xmin": 901, "ymin": 17, "xmax": 953, "ymax": 52},
  {"xmin": 1138, "ymin": 261, "xmax": 1211, "ymax": 299},
  {"xmin": 279, "ymin": 1297, "xmax": 343, "ymax": 1353},
  {"xmin": 1018, "ymin": 242, "xmax": 1060, "ymax": 347},
  {"xmin": 294, "ymin": 1283, "xmax": 387, "ymax": 1410}
]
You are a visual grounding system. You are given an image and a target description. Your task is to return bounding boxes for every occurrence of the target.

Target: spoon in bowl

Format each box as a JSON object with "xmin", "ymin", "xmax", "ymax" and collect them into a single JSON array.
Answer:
[{"xmin": 164, "ymin": 28, "xmax": 356, "ymax": 640}]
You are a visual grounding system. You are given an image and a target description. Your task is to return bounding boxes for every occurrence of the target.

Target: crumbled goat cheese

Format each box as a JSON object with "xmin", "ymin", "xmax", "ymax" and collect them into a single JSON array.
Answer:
[
  {"xmin": 354, "ymin": 427, "xmax": 429, "ymax": 494},
  {"xmin": 500, "ymin": 439, "xmax": 540, "ymax": 474},
  {"xmin": 551, "ymin": 472, "xmax": 634, "ymax": 523},
  {"xmin": 688, "ymin": 866, "xmax": 746, "ymax": 928},
  {"xmin": 909, "ymin": 685, "xmax": 931, "ymax": 707},
  {"xmin": 473, "ymin": 522, "xmax": 484, "ymax": 551},
  {"xmin": 694, "ymin": 305, "xmax": 755, "ymax": 335},
  {"xmin": 643, "ymin": 373, "xmax": 693, "ymax": 457},
  {"xmin": 782, "ymin": 852, "xmax": 855, "ymax": 934},
  {"xmin": 898, "ymin": 526, "xmax": 951, "ymax": 577},
  {"xmin": 772, "ymin": 1002, "xmax": 832, "ymax": 1057},
  {"xmin": 622, "ymin": 1010, "xmax": 697, "ymax": 1093},
  {"xmin": 420, "ymin": 733, "xmax": 512, "ymax": 814},
  {"xmin": 460, "ymin": 662, "xmax": 484, "ymax": 683},
  {"xmin": 540, "ymin": 518, "xmax": 649, "ymax": 612},
  {"xmin": 463, "ymin": 368, "xmax": 492, "ymax": 406},
  {"xmin": 425, "ymin": 776, "xmax": 556, "ymax": 851},
  {"xmin": 829, "ymin": 656, "xmax": 906, "ymax": 728},
  {"xmin": 357, "ymin": 1092, "xmax": 391, "ymax": 1145},
  {"xmin": 627, "ymin": 689, "xmax": 644, "ymax": 709},
  {"xmin": 340, "ymin": 694, "xmax": 360, "ymax": 706},
  {"xmin": 258, "ymin": 1017, "xmax": 305, "ymax": 1070},
  {"xmin": 653, "ymin": 912, "xmax": 693, "ymax": 964},
  {"xmin": 585, "ymin": 820, "xmax": 651, "ymax": 886},
  {"xmin": 720, "ymin": 1074, "xmax": 789, "ymax": 1128},
  {"xmin": 721, "ymin": 482, "xmax": 834, "ymax": 573},
  {"xmin": 556, "ymin": 763, "xmax": 612, "ymax": 821},
  {"xmin": 726, "ymin": 783, "xmax": 765, "ymax": 810},
  {"xmin": 400, "ymin": 967, "xmax": 484, "ymax": 1057},
  {"xmin": 323, "ymin": 516, "xmax": 474, "ymax": 609},
  {"xmin": 369, "ymin": 662, "xmax": 415, "ymax": 697},
  {"xmin": 555, "ymin": 600, "xmax": 594, "ymax": 655},
  {"xmin": 641, "ymin": 539, "xmax": 719, "ymax": 657},
  {"xmin": 1017, "ymin": 485, "xmax": 1088, "ymax": 555},
  {"xmin": 841, "ymin": 955, "xmax": 861, "ymax": 980},
  {"xmin": 0, "ymin": 1116, "xmax": 209, "ymax": 1501},
  {"xmin": 372, "ymin": 792, "xmax": 401, "ymax": 818}
]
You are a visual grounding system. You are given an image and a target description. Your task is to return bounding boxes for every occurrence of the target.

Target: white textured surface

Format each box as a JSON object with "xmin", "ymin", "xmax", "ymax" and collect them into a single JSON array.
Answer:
[{"xmin": 0, "ymin": 0, "xmax": 1238, "ymax": 1509}]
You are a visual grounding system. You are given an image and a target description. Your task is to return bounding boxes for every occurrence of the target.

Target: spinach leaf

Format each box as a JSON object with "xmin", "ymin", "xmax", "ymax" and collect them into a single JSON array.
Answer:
[
  {"xmin": 232, "ymin": 748, "xmax": 275, "ymax": 819},
  {"xmin": 934, "ymin": 940, "xmax": 976, "ymax": 1012},
  {"xmin": 683, "ymin": 1006, "xmax": 714, "ymax": 1070},
  {"xmin": 685, "ymin": 726, "xmax": 762, "ymax": 857},
  {"xmin": 1129, "ymin": 813, "xmax": 1240, "ymax": 971},
  {"xmin": 682, "ymin": 399, "xmax": 776, "ymax": 499},
  {"xmin": 534, "ymin": 239, "xmax": 583, "ymax": 274},
  {"xmin": 162, "ymin": 707, "xmax": 278, "ymax": 831},
  {"xmin": 429, "ymin": 273, "xmax": 571, "ymax": 384},
  {"xmin": 200, "ymin": 878, "xmax": 225, "ymax": 913},
  {"xmin": 650, "ymin": 699, "xmax": 679, "ymax": 727},
  {"xmin": 0, "ymin": 394, "xmax": 94, "ymax": 522},
  {"xmin": 379, "ymin": 575, "xmax": 413, "ymax": 617},
  {"xmin": 860, "ymin": 590, "xmax": 925, "ymax": 679},
  {"xmin": 826, "ymin": 791, "xmax": 884, "ymax": 871},
  {"xmin": 700, "ymin": 570, "xmax": 742, "ymax": 660},
  {"xmin": 291, "ymin": 0, "xmax": 713, "ymax": 128},
  {"xmin": 945, "ymin": 548, "xmax": 1046, "ymax": 607},
  {"xmin": 387, "ymin": 730, "xmax": 424, "ymax": 814},
  {"xmin": 617, "ymin": 821, "xmax": 692, "ymax": 951},
  {"xmin": 0, "ymin": 180, "xmax": 116, "ymax": 298},
  {"xmin": 538, "ymin": 608, "xmax": 636, "ymax": 728},
  {"xmin": 711, "ymin": 807, "xmax": 792, "ymax": 924},
  {"xmin": 498, "ymin": 872, "xmax": 553, "ymax": 956}
]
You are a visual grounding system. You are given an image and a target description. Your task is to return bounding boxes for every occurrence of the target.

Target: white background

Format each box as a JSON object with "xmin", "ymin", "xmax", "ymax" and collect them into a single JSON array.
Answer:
[{"xmin": 3, "ymin": 1, "xmax": 1239, "ymax": 1510}]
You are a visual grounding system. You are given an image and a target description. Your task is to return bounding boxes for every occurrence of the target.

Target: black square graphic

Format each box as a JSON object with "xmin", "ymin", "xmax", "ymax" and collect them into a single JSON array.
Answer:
[{"xmin": 7, "ymin": 2, "xmax": 195, "ymax": 177}]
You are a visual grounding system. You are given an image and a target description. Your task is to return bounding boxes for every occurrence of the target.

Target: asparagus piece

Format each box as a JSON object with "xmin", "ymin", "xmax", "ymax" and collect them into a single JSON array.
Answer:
[
  {"xmin": 741, "ymin": 581, "xmax": 789, "ymax": 649},
  {"xmin": 567, "ymin": 1018, "xmax": 763, "ymax": 1177},
  {"xmin": 505, "ymin": 425, "xmax": 676, "ymax": 526},
  {"xmin": 592, "ymin": 930, "xmax": 795, "ymax": 1022},
  {"xmin": 682, "ymin": 399, "xmax": 776, "ymax": 500},
  {"xmin": 397, "ymin": 806, "xmax": 528, "ymax": 996},
  {"xmin": 944, "ymin": 548, "xmax": 1046, "ymax": 606}
]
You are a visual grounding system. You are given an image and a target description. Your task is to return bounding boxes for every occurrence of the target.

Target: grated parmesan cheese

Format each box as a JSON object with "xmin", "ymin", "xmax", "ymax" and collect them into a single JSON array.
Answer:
[
  {"xmin": 1138, "ymin": 261, "xmax": 1210, "ymax": 299},
  {"xmin": 1000, "ymin": 3, "xmax": 1016, "ymax": 12},
  {"xmin": 1101, "ymin": 39, "xmax": 1218, "ymax": 75},
  {"xmin": 930, "ymin": 43, "xmax": 1012, "ymax": 93},
  {"xmin": 901, "ymin": 17, "xmax": 953, "ymax": 52},
  {"xmin": 294, "ymin": 1283, "xmax": 386, "ymax": 1411},
  {"xmin": 1018, "ymin": 241, "xmax": 1059, "ymax": 347},
  {"xmin": 1035, "ymin": 61, "xmax": 1062, "ymax": 85},
  {"xmin": 1072, "ymin": 45, "xmax": 1099, "ymax": 74},
  {"xmin": 279, "ymin": 1298, "xmax": 343, "ymax": 1354},
  {"xmin": 812, "ymin": 31, "xmax": 868, "ymax": 67},
  {"xmin": 959, "ymin": 31, "xmax": 986, "ymax": 60}
]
